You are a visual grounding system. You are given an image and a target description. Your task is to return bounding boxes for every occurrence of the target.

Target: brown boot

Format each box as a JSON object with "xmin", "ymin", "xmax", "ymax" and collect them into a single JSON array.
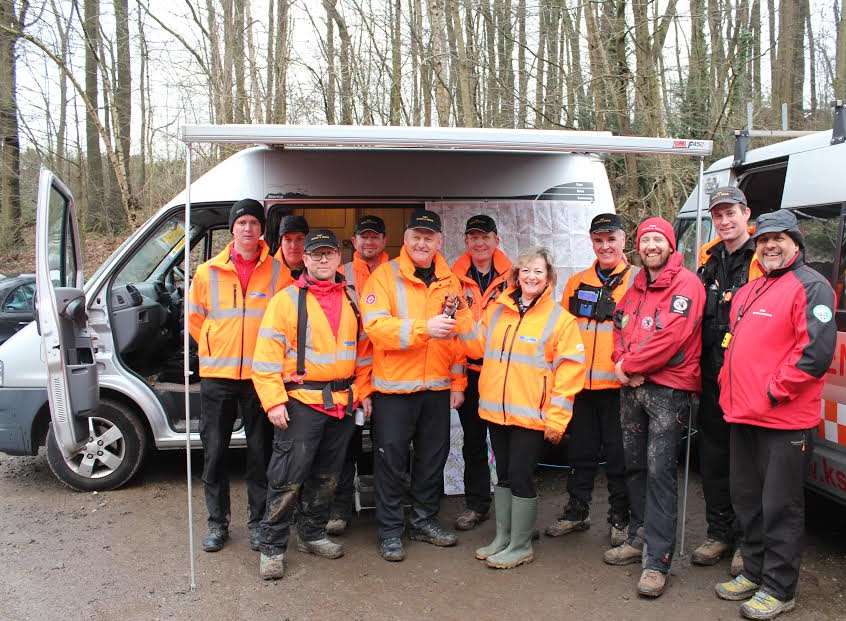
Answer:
[
  {"xmin": 730, "ymin": 548, "xmax": 744, "ymax": 577},
  {"xmin": 455, "ymin": 508, "xmax": 490, "ymax": 531},
  {"xmin": 637, "ymin": 569, "xmax": 668, "ymax": 598},
  {"xmin": 692, "ymin": 538, "xmax": 731, "ymax": 566},
  {"xmin": 603, "ymin": 541, "xmax": 642, "ymax": 566}
]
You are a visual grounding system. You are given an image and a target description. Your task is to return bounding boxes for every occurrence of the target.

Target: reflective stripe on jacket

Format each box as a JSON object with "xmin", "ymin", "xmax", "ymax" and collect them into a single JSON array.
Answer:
[
  {"xmin": 340, "ymin": 251, "xmax": 389, "ymax": 293},
  {"xmin": 464, "ymin": 286, "xmax": 585, "ymax": 434},
  {"xmin": 361, "ymin": 247, "xmax": 473, "ymax": 394},
  {"xmin": 560, "ymin": 260, "xmax": 638, "ymax": 390},
  {"xmin": 452, "ymin": 249, "xmax": 512, "ymax": 372},
  {"xmin": 612, "ymin": 252, "xmax": 705, "ymax": 392},
  {"xmin": 188, "ymin": 241, "xmax": 282, "ymax": 380},
  {"xmin": 251, "ymin": 281, "xmax": 373, "ymax": 416}
]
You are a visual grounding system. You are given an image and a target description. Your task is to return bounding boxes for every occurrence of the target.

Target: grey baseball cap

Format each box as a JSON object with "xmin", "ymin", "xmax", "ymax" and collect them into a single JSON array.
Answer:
[{"xmin": 752, "ymin": 210, "xmax": 804, "ymax": 249}]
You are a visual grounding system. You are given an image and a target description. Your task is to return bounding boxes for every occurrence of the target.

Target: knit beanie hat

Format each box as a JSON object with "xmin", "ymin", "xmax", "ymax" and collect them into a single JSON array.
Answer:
[
  {"xmin": 636, "ymin": 216, "xmax": 676, "ymax": 251},
  {"xmin": 228, "ymin": 199, "xmax": 266, "ymax": 233}
]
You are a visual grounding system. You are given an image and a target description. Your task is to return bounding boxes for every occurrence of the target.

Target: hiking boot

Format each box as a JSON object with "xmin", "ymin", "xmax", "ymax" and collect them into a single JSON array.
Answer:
[
  {"xmin": 409, "ymin": 519, "xmax": 458, "ymax": 547},
  {"xmin": 325, "ymin": 517, "xmax": 348, "ymax": 536},
  {"xmin": 378, "ymin": 537, "xmax": 405, "ymax": 562},
  {"xmin": 609, "ymin": 521, "xmax": 628, "ymax": 547},
  {"xmin": 486, "ymin": 495, "xmax": 537, "ymax": 569},
  {"xmin": 740, "ymin": 591, "xmax": 796, "ymax": 620},
  {"xmin": 249, "ymin": 527, "xmax": 261, "ymax": 552},
  {"xmin": 296, "ymin": 537, "xmax": 344, "ymax": 559},
  {"xmin": 259, "ymin": 553, "xmax": 286, "ymax": 580},
  {"xmin": 545, "ymin": 515, "xmax": 590, "ymax": 537},
  {"xmin": 476, "ymin": 486, "xmax": 511, "ymax": 560},
  {"xmin": 637, "ymin": 569, "xmax": 668, "ymax": 598},
  {"xmin": 715, "ymin": 575, "xmax": 761, "ymax": 601},
  {"xmin": 455, "ymin": 508, "xmax": 490, "ymax": 531},
  {"xmin": 730, "ymin": 548, "xmax": 744, "ymax": 577},
  {"xmin": 692, "ymin": 538, "xmax": 732, "ymax": 566},
  {"xmin": 202, "ymin": 527, "xmax": 229, "ymax": 553},
  {"xmin": 603, "ymin": 541, "xmax": 643, "ymax": 566}
]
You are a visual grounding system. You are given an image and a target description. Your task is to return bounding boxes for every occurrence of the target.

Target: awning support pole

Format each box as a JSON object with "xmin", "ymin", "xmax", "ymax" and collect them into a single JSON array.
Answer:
[{"xmin": 183, "ymin": 142, "xmax": 197, "ymax": 590}]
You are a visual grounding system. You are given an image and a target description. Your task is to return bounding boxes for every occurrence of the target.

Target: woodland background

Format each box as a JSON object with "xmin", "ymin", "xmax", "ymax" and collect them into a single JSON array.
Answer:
[{"xmin": 1, "ymin": 0, "xmax": 845, "ymax": 273}]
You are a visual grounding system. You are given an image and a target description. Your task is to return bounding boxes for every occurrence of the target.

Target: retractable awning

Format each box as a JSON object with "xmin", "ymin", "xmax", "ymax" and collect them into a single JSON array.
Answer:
[{"xmin": 181, "ymin": 124, "xmax": 713, "ymax": 157}]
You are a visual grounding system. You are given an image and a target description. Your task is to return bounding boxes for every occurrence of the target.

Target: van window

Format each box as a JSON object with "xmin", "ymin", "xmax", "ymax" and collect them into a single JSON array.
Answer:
[
  {"xmin": 675, "ymin": 217, "xmax": 713, "ymax": 270},
  {"xmin": 793, "ymin": 205, "xmax": 841, "ymax": 286},
  {"xmin": 113, "ymin": 215, "xmax": 199, "ymax": 285}
]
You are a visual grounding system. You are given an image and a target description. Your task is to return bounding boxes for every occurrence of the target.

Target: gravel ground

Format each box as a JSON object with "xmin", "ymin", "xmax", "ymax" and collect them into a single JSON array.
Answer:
[{"xmin": 1, "ymin": 449, "xmax": 844, "ymax": 621}]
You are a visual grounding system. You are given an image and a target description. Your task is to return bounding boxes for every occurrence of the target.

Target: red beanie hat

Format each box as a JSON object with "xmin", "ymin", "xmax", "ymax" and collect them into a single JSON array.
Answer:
[{"xmin": 636, "ymin": 217, "xmax": 676, "ymax": 251}]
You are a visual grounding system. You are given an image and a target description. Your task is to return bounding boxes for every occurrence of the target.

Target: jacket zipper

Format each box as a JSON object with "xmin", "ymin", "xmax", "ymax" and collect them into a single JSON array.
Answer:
[
  {"xmin": 501, "ymin": 313, "xmax": 526, "ymax": 422},
  {"xmin": 725, "ymin": 277, "xmax": 769, "ymax": 415},
  {"xmin": 499, "ymin": 325, "xmax": 512, "ymax": 362},
  {"xmin": 588, "ymin": 320, "xmax": 599, "ymax": 388},
  {"xmin": 235, "ymin": 283, "xmax": 245, "ymax": 378},
  {"xmin": 539, "ymin": 375, "xmax": 547, "ymax": 414}
]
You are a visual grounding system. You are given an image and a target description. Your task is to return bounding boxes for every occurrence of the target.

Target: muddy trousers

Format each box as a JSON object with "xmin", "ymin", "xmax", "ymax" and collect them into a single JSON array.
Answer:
[
  {"xmin": 698, "ymin": 370, "xmax": 739, "ymax": 543},
  {"xmin": 565, "ymin": 388, "xmax": 629, "ymax": 522},
  {"xmin": 488, "ymin": 422, "xmax": 545, "ymax": 499},
  {"xmin": 372, "ymin": 390, "xmax": 450, "ymax": 540},
  {"xmin": 199, "ymin": 378, "xmax": 273, "ymax": 531},
  {"xmin": 731, "ymin": 424, "xmax": 814, "ymax": 601},
  {"xmin": 621, "ymin": 384, "xmax": 689, "ymax": 573},
  {"xmin": 457, "ymin": 370, "xmax": 492, "ymax": 514},
  {"xmin": 329, "ymin": 426, "xmax": 362, "ymax": 522},
  {"xmin": 259, "ymin": 399, "xmax": 355, "ymax": 556}
]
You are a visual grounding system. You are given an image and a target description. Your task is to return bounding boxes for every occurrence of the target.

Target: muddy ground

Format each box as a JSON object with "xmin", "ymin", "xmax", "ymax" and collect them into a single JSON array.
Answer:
[{"xmin": 1, "ymin": 449, "xmax": 844, "ymax": 621}]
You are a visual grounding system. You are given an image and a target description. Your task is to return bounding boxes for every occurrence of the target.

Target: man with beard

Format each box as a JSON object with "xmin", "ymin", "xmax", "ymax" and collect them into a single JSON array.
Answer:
[{"xmin": 604, "ymin": 217, "xmax": 705, "ymax": 599}]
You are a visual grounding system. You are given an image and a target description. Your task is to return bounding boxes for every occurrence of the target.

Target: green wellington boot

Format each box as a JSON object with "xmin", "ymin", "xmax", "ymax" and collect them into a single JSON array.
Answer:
[
  {"xmin": 475, "ymin": 486, "xmax": 513, "ymax": 560},
  {"xmin": 485, "ymin": 495, "xmax": 537, "ymax": 569}
]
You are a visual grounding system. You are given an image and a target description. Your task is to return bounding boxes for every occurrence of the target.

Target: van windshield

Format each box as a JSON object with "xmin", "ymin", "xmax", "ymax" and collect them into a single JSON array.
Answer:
[
  {"xmin": 113, "ymin": 216, "xmax": 199, "ymax": 285},
  {"xmin": 675, "ymin": 217, "xmax": 713, "ymax": 271}
]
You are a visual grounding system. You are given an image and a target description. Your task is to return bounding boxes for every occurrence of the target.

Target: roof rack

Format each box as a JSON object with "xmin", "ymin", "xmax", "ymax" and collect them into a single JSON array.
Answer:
[{"xmin": 733, "ymin": 100, "xmax": 844, "ymax": 167}]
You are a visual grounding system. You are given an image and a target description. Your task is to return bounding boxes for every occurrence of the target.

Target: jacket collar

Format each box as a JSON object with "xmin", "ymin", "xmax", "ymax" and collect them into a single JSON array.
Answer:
[
  {"xmin": 399, "ymin": 246, "xmax": 452, "ymax": 283},
  {"xmin": 634, "ymin": 251, "xmax": 684, "ymax": 290},
  {"xmin": 210, "ymin": 240, "xmax": 271, "ymax": 271},
  {"xmin": 496, "ymin": 283, "xmax": 554, "ymax": 312},
  {"xmin": 352, "ymin": 250, "xmax": 389, "ymax": 272},
  {"xmin": 761, "ymin": 250, "xmax": 803, "ymax": 279},
  {"xmin": 452, "ymin": 248, "xmax": 512, "ymax": 284}
]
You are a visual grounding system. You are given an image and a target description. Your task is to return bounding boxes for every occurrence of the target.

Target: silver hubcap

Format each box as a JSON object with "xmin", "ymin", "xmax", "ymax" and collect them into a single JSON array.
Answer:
[{"xmin": 66, "ymin": 416, "xmax": 126, "ymax": 478}]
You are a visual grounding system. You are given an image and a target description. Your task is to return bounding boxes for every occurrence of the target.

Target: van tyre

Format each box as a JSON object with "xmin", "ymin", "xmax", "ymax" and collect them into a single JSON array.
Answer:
[{"xmin": 46, "ymin": 399, "xmax": 148, "ymax": 492}]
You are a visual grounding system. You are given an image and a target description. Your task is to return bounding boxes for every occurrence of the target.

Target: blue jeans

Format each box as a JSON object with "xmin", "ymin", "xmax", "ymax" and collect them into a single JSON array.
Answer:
[{"xmin": 621, "ymin": 383, "xmax": 690, "ymax": 573}]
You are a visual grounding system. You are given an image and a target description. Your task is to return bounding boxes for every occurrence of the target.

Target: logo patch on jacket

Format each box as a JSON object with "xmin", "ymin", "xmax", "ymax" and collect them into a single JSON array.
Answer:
[
  {"xmin": 519, "ymin": 335, "xmax": 538, "ymax": 343},
  {"xmin": 813, "ymin": 304, "xmax": 833, "ymax": 323},
  {"xmin": 248, "ymin": 291, "xmax": 267, "ymax": 298},
  {"xmin": 365, "ymin": 294, "xmax": 376, "ymax": 304},
  {"xmin": 641, "ymin": 316, "xmax": 654, "ymax": 329},
  {"xmin": 670, "ymin": 295, "xmax": 691, "ymax": 316}
]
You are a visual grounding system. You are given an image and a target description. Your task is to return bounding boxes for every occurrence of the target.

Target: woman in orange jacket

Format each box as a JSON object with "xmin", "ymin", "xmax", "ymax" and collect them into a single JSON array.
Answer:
[{"xmin": 465, "ymin": 246, "xmax": 585, "ymax": 569}]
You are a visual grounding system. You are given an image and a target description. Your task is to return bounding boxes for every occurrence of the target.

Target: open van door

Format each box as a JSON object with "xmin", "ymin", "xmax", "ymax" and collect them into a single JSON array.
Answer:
[{"xmin": 35, "ymin": 168, "xmax": 99, "ymax": 459}]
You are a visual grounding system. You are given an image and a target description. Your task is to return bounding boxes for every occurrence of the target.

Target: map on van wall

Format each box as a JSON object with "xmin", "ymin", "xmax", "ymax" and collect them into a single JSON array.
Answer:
[{"xmin": 429, "ymin": 200, "xmax": 606, "ymax": 301}]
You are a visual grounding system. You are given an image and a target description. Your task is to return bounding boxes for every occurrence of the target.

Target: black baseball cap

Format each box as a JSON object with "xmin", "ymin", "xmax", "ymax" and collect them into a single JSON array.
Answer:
[
  {"xmin": 355, "ymin": 215, "xmax": 386, "ymax": 235},
  {"xmin": 709, "ymin": 186, "xmax": 748, "ymax": 211},
  {"xmin": 406, "ymin": 210, "xmax": 442, "ymax": 233},
  {"xmin": 279, "ymin": 215, "xmax": 309, "ymax": 237},
  {"xmin": 304, "ymin": 229, "xmax": 340, "ymax": 253},
  {"xmin": 589, "ymin": 213, "xmax": 623, "ymax": 234},
  {"xmin": 465, "ymin": 214, "xmax": 497, "ymax": 234}
]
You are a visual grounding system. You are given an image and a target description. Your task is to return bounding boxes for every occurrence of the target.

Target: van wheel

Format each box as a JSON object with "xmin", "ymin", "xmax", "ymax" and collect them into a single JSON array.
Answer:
[{"xmin": 46, "ymin": 399, "xmax": 148, "ymax": 492}]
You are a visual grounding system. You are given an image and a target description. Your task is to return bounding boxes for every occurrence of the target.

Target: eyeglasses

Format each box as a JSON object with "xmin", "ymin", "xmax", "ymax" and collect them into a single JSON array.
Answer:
[{"xmin": 306, "ymin": 249, "xmax": 339, "ymax": 261}]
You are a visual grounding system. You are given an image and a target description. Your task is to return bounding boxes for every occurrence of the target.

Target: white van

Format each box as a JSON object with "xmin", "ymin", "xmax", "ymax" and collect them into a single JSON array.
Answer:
[
  {"xmin": 675, "ymin": 117, "xmax": 846, "ymax": 505},
  {"xmin": 7, "ymin": 126, "xmax": 694, "ymax": 492}
]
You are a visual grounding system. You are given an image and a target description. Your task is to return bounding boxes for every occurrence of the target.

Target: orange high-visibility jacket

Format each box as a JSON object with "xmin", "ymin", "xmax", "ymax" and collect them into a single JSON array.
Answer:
[
  {"xmin": 251, "ymin": 280, "xmax": 372, "ymax": 414},
  {"xmin": 272, "ymin": 250, "xmax": 300, "ymax": 290},
  {"xmin": 188, "ymin": 241, "xmax": 283, "ymax": 380},
  {"xmin": 697, "ymin": 228, "xmax": 763, "ymax": 280},
  {"xmin": 464, "ymin": 286, "xmax": 586, "ymax": 434},
  {"xmin": 560, "ymin": 260, "xmax": 638, "ymax": 391},
  {"xmin": 340, "ymin": 251, "xmax": 389, "ymax": 293},
  {"xmin": 452, "ymin": 249, "xmax": 512, "ymax": 373},
  {"xmin": 361, "ymin": 247, "xmax": 473, "ymax": 394}
]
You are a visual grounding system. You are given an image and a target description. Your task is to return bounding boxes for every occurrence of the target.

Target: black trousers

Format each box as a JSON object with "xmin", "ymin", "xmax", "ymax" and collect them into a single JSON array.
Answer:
[
  {"xmin": 698, "ymin": 368, "xmax": 738, "ymax": 543},
  {"xmin": 330, "ymin": 425, "xmax": 362, "ymax": 521},
  {"xmin": 731, "ymin": 424, "xmax": 814, "ymax": 601},
  {"xmin": 488, "ymin": 422, "xmax": 545, "ymax": 499},
  {"xmin": 456, "ymin": 370, "xmax": 491, "ymax": 513},
  {"xmin": 199, "ymin": 378, "xmax": 272, "ymax": 531},
  {"xmin": 565, "ymin": 388, "xmax": 629, "ymax": 522},
  {"xmin": 259, "ymin": 399, "xmax": 355, "ymax": 555},
  {"xmin": 372, "ymin": 390, "xmax": 450, "ymax": 540},
  {"xmin": 621, "ymin": 384, "xmax": 689, "ymax": 573}
]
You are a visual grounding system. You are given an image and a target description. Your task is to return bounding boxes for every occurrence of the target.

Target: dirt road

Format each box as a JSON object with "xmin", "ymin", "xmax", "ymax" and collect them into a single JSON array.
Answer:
[{"xmin": 1, "ymin": 450, "xmax": 843, "ymax": 621}]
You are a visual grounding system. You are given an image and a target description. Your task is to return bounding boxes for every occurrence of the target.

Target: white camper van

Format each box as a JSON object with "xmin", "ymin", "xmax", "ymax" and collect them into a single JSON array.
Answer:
[
  {"xmin": 0, "ymin": 125, "xmax": 710, "ymax": 492},
  {"xmin": 675, "ymin": 107, "xmax": 846, "ymax": 505}
]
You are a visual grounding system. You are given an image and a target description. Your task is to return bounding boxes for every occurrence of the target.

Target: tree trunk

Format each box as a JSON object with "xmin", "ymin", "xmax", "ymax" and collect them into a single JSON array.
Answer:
[
  {"xmin": 273, "ymin": 0, "xmax": 289, "ymax": 123},
  {"xmin": 0, "ymin": 0, "xmax": 25, "ymax": 251},
  {"xmin": 410, "ymin": 0, "xmax": 421, "ymax": 124},
  {"xmin": 806, "ymin": 1, "xmax": 817, "ymax": 115},
  {"xmin": 835, "ymin": 0, "xmax": 846, "ymax": 98},
  {"xmin": 323, "ymin": 0, "xmax": 337, "ymax": 123},
  {"xmin": 83, "ymin": 0, "xmax": 106, "ymax": 232},
  {"xmin": 390, "ymin": 0, "xmax": 402, "ymax": 124},
  {"xmin": 114, "ymin": 0, "xmax": 133, "ymax": 211},
  {"xmin": 516, "ymin": 0, "xmax": 527, "ymax": 127},
  {"xmin": 427, "ymin": 0, "xmax": 452, "ymax": 125},
  {"xmin": 533, "ymin": 0, "xmax": 546, "ymax": 128},
  {"xmin": 450, "ymin": 0, "xmax": 475, "ymax": 126}
]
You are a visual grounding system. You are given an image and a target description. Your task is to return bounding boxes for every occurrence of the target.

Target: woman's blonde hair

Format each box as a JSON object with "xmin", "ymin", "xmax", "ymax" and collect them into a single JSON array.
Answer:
[{"xmin": 510, "ymin": 246, "xmax": 557, "ymax": 289}]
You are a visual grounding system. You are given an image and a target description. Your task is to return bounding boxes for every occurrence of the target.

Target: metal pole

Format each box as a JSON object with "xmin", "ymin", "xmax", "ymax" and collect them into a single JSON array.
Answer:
[
  {"xmin": 746, "ymin": 102, "xmax": 753, "ymax": 130},
  {"xmin": 183, "ymin": 143, "xmax": 197, "ymax": 590},
  {"xmin": 679, "ymin": 157, "xmax": 705, "ymax": 558},
  {"xmin": 781, "ymin": 103, "xmax": 788, "ymax": 131}
]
